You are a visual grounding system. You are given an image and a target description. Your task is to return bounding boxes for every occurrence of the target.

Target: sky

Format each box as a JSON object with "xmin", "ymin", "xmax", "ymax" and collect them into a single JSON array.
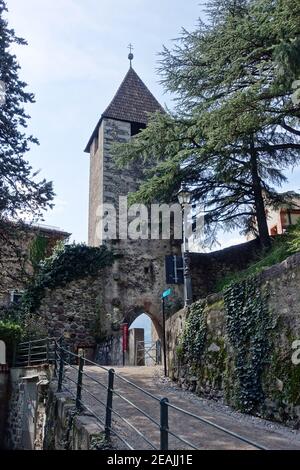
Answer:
[
  {"xmin": 6, "ymin": 0, "xmax": 300, "ymax": 247},
  {"xmin": 130, "ymin": 314, "xmax": 151, "ymax": 343},
  {"xmin": 6, "ymin": 0, "xmax": 203, "ymax": 243}
]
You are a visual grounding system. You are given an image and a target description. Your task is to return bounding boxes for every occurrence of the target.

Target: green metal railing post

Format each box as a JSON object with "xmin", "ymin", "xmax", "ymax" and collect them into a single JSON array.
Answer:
[
  {"xmin": 76, "ymin": 356, "xmax": 84, "ymax": 410},
  {"xmin": 160, "ymin": 398, "xmax": 169, "ymax": 450},
  {"xmin": 57, "ymin": 347, "xmax": 64, "ymax": 392},
  {"xmin": 105, "ymin": 368, "xmax": 115, "ymax": 441}
]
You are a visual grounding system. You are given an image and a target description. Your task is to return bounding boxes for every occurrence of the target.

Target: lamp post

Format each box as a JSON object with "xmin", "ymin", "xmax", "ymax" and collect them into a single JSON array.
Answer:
[{"xmin": 177, "ymin": 184, "xmax": 193, "ymax": 307}]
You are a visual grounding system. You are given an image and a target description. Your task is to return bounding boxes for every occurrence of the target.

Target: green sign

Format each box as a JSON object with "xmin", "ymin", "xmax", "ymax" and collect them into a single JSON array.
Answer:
[{"xmin": 162, "ymin": 288, "xmax": 172, "ymax": 299}]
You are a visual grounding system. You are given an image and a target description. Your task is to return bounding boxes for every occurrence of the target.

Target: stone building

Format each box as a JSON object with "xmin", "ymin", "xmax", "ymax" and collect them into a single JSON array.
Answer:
[
  {"xmin": 265, "ymin": 192, "xmax": 300, "ymax": 236},
  {"xmin": 246, "ymin": 191, "xmax": 300, "ymax": 240},
  {"xmin": 0, "ymin": 222, "xmax": 70, "ymax": 308}
]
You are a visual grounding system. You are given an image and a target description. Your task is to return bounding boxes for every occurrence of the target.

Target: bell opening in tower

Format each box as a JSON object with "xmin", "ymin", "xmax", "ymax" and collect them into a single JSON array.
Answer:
[{"xmin": 131, "ymin": 122, "xmax": 146, "ymax": 137}]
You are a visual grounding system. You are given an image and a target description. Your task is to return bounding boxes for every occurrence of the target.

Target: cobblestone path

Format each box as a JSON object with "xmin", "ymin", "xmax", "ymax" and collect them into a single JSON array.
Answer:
[{"xmin": 64, "ymin": 365, "xmax": 300, "ymax": 450}]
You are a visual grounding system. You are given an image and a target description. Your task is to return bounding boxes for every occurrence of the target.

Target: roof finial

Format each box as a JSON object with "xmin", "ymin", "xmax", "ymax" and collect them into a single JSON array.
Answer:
[{"xmin": 128, "ymin": 43, "xmax": 134, "ymax": 68}]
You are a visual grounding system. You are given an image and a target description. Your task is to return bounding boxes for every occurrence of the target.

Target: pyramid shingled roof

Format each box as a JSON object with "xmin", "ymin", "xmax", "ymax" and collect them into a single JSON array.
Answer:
[{"xmin": 85, "ymin": 67, "xmax": 164, "ymax": 153}]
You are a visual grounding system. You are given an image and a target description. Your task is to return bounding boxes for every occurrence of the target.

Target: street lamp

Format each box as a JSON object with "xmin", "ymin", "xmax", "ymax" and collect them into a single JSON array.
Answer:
[
  {"xmin": 177, "ymin": 184, "xmax": 192, "ymax": 206},
  {"xmin": 177, "ymin": 184, "xmax": 193, "ymax": 307}
]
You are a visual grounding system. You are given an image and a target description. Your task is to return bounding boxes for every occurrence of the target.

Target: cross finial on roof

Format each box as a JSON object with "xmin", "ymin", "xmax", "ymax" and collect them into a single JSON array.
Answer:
[{"xmin": 128, "ymin": 43, "xmax": 134, "ymax": 68}]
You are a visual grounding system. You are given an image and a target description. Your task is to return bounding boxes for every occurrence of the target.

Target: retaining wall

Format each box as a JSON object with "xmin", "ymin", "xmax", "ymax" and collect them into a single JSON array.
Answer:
[
  {"xmin": 44, "ymin": 383, "xmax": 108, "ymax": 450},
  {"xmin": 167, "ymin": 253, "xmax": 300, "ymax": 428}
]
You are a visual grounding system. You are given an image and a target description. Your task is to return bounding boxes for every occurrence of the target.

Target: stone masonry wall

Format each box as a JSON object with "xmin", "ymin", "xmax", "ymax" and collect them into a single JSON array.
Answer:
[
  {"xmin": 6, "ymin": 366, "xmax": 107, "ymax": 450},
  {"xmin": 0, "ymin": 369, "xmax": 9, "ymax": 449},
  {"xmin": 0, "ymin": 224, "xmax": 68, "ymax": 308},
  {"xmin": 167, "ymin": 252, "xmax": 300, "ymax": 428},
  {"xmin": 37, "ymin": 275, "xmax": 108, "ymax": 353},
  {"xmin": 34, "ymin": 237, "xmax": 262, "ymax": 357},
  {"xmin": 5, "ymin": 366, "xmax": 49, "ymax": 449},
  {"xmin": 34, "ymin": 249, "xmax": 183, "ymax": 360},
  {"xmin": 88, "ymin": 123, "xmax": 104, "ymax": 247},
  {"xmin": 190, "ymin": 238, "xmax": 260, "ymax": 300},
  {"xmin": 44, "ymin": 383, "xmax": 108, "ymax": 450}
]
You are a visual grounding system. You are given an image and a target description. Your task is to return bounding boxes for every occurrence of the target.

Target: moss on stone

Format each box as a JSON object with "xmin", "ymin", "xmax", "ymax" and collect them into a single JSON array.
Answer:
[
  {"xmin": 205, "ymin": 299, "xmax": 224, "ymax": 312},
  {"xmin": 265, "ymin": 348, "xmax": 300, "ymax": 405}
]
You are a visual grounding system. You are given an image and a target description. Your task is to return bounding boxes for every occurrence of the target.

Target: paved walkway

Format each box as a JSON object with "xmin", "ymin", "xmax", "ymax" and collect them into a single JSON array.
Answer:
[{"xmin": 64, "ymin": 365, "xmax": 300, "ymax": 450}]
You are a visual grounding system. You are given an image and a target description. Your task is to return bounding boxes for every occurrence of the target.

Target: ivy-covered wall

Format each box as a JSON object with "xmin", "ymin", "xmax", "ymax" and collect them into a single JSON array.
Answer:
[
  {"xmin": 0, "ymin": 223, "xmax": 69, "ymax": 308},
  {"xmin": 167, "ymin": 252, "xmax": 300, "ymax": 428},
  {"xmin": 17, "ymin": 244, "xmax": 115, "ymax": 352}
]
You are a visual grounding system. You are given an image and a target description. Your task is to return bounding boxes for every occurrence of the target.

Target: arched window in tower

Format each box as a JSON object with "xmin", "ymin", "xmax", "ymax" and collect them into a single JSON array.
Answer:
[{"xmin": 131, "ymin": 122, "xmax": 146, "ymax": 137}]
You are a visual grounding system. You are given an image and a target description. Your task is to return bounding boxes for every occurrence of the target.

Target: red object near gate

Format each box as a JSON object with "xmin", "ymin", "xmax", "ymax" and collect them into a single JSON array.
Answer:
[{"xmin": 122, "ymin": 323, "xmax": 128, "ymax": 352}]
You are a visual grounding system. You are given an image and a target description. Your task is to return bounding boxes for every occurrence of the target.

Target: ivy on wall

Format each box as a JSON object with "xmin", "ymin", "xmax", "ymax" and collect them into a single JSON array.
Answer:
[
  {"xmin": 29, "ymin": 234, "xmax": 49, "ymax": 273},
  {"xmin": 177, "ymin": 275, "xmax": 272, "ymax": 415},
  {"xmin": 15, "ymin": 243, "xmax": 114, "ymax": 317},
  {"xmin": 181, "ymin": 300, "xmax": 207, "ymax": 364},
  {"xmin": 224, "ymin": 276, "xmax": 271, "ymax": 413}
]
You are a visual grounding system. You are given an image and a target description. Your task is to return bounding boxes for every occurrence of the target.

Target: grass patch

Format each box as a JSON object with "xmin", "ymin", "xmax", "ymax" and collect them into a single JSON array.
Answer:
[{"xmin": 216, "ymin": 220, "xmax": 300, "ymax": 291}]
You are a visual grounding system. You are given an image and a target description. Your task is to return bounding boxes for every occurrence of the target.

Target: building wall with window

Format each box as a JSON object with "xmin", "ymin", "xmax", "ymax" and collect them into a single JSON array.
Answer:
[
  {"xmin": 247, "ymin": 192, "xmax": 300, "ymax": 239},
  {"xmin": 267, "ymin": 200, "xmax": 300, "ymax": 236},
  {"xmin": 0, "ymin": 223, "xmax": 70, "ymax": 309}
]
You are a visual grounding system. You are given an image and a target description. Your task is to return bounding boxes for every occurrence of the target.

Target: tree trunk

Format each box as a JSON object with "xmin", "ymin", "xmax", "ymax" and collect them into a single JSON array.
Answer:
[{"xmin": 249, "ymin": 139, "xmax": 271, "ymax": 249}]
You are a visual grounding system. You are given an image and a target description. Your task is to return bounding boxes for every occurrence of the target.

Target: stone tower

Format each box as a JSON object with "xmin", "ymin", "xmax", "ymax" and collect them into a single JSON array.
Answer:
[
  {"xmin": 85, "ymin": 64, "xmax": 183, "ymax": 338},
  {"xmin": 85, "ymin": 66, "xmax": 164, "ymax": 245}
]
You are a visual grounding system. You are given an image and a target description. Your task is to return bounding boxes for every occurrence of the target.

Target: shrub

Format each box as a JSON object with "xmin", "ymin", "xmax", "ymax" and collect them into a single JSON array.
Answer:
[{"xmin": 217, "ymin": 220, "xmax": 300, "ymax": 291}]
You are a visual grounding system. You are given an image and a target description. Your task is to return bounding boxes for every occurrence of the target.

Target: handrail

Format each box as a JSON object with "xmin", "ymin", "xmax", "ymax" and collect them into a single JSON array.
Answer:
[
  {"xmin": 112, "ymin": 389, "xmax": 160, "ymax": 427},
  {"xmin": 16, "ymin": 336, "xmax": 268, "ymax": 451},
  {"xmin": 18, "ymin": 336, "xmax": 58, "ymax": 346},
  {"xmin": 75, "ymin": 396, "xmax": 134, "ymax": 450},
  {"xmin": 113, "ymin": 371, "xmax": 161, "ymax": 402},
  {"xmin": 108, "ymin": 406, "xmax": 158, "ymax": 450},
  {"xmin": 15, "ymin": 336, "xmax": 56, "ymax": 367},
  {"xmin": 80, "ymin": 370, "xmax": 108, "ymax": 391},
  {"xmin": 80, "ymin": 383, "xmax": 107, "ymax": 409},
  {"xmin": 166, "ymin": 401, "xmax": 268, "ymax": 450},
  {"xmin": 167, "ymin": 429, "xmax": 199, "ymax": 450}
]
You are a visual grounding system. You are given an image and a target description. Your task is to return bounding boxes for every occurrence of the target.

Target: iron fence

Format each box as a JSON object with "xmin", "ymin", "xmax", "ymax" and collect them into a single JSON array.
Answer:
[
  {"xmin": 15, "ymin": 337, "xmax": 268, "ymax": 451},
  {"xmin": 14, "ymin": 337, "xmax": 55, "ymax": 367}
]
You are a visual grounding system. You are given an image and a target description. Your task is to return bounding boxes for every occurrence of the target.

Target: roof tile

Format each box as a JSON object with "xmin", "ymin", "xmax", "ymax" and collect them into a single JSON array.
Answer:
[
  {"xmin": 85, "ymin": 67, "xmax": 164, "ymax": 152},
  {"xmin": 102, "ymin": 67, "xmax": 164, "ymax": 123}
]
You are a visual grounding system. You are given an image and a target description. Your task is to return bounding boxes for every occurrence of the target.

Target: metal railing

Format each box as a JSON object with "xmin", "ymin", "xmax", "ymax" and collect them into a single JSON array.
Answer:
[
  {"xmin": 15, "ymin": 337, "xmax": 268, "ymax": 451},
  {"xmin": 14, "ymin": 337, "xmax": 56, "ymax": 367}
]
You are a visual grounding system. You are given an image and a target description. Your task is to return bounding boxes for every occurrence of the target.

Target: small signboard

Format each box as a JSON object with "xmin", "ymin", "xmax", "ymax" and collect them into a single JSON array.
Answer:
[
  {"xmin": 165, "ymin": 255, "xmax": 184, "ymax": 285},
  {"xmin": 162, "ymin": 288, "xmax": 172, "ymax": 299}
]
